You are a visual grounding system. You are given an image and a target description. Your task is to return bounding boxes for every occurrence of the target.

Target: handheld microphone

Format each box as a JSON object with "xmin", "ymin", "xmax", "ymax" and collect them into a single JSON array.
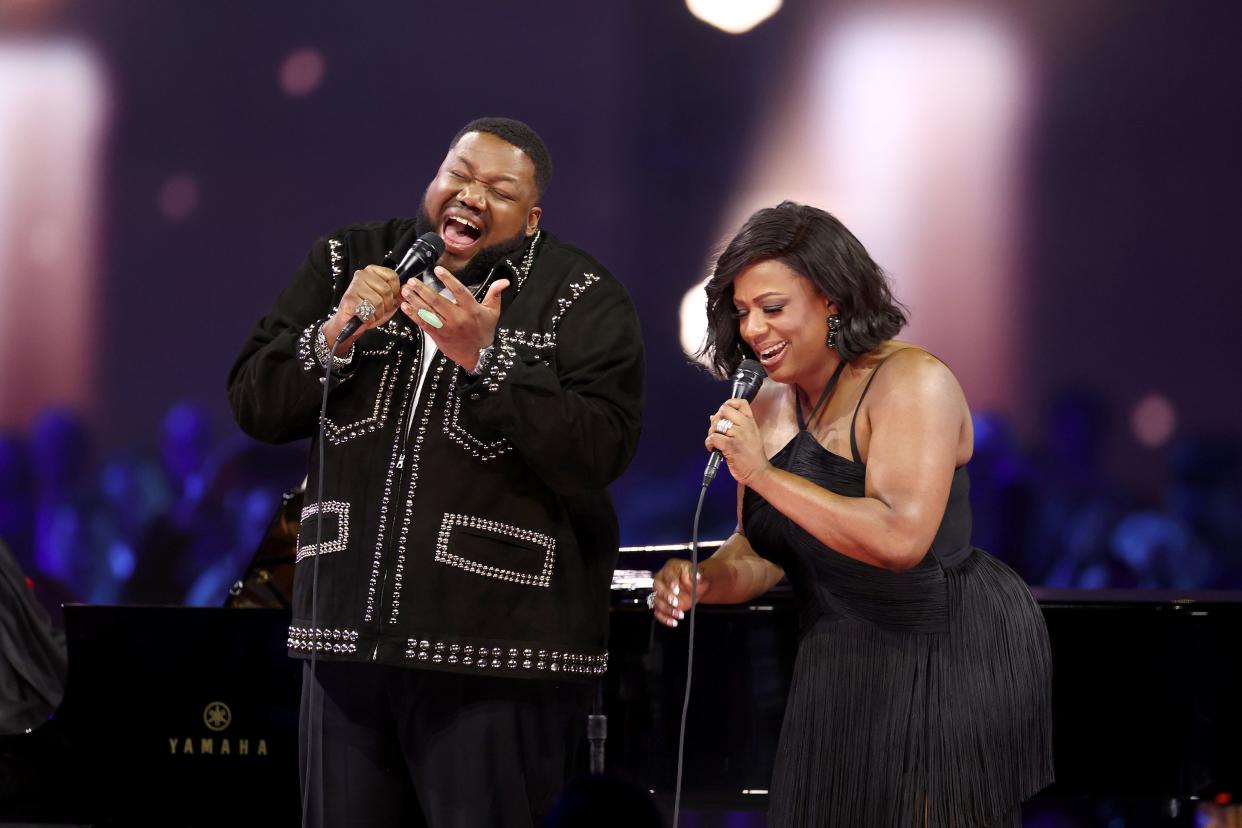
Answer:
[
  {"xmin": 337, "ymin": 230, "xmax": 445, "ymax": 342},
  {"xmin": 384, "ymin": 229, "xmax": 445, "ymax": 279},
  {"xmin": 702, "ymin": 358, "xmax": 767, "ymax": 486}
]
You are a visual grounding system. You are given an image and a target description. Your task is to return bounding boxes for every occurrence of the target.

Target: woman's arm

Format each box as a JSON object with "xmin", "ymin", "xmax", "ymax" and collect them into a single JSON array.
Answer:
[
  {"xmin": 708, "ymin": 350, "xmax": 968, "ymax": 573},
  {"xmin": 650, "ymin": 486, "xmax": 785, "ymax": 627}
]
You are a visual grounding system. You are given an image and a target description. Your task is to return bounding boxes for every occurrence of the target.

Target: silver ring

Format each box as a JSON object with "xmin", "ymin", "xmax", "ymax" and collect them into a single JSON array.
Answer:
[
  {"xmin": 645, "ymin": 591, "xmax": 656, "ymax": 610},
  {"xmin": 715, "ymin": 418, "xmax": 734, "ymax": 434},
  {"xmin": 354, "ymin": 298, "xmax": 376, "ymax": 323}
]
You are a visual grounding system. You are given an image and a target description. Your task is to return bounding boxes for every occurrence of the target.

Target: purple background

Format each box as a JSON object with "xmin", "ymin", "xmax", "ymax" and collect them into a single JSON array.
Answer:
[{"xmin": 1, "ymin": 0, "xmax": 1240, "ymax": 603}]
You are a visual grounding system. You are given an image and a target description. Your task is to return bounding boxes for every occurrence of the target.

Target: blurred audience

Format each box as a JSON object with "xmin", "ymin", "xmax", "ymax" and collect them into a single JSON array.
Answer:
[
  {"xmin": 966, "ymin": 410, "xmax": 1037, "ymax": 575},
  {"xmin": 1025, "ymin": 389, "xmax": 1139, "ymax": 588},
  {"xmin": 2, "ymin": 402, "xmax": 305, "ymax": 619},
  {"xmin": 965, "ymin": 389, "xmax": 1241, "ymax": 591},
  {"xmin": 0, "ymin": 433, "xmax": 35, "ymax": 572},
  {"xmin": 28, "ymin": 407, "xmax": 116, "ymax": 605},
  {"xmin": 0, "ymin": 390, "xmax": 1239, "ymax": 620}
]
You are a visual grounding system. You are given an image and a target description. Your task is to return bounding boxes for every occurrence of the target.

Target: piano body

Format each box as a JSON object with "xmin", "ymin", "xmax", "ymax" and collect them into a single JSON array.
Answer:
[
  {"xmin": 606, "ymin": 576, "xmax": 1242, "ymax": 808},
  {"xmin": 0, "ymin": 605, "xmax": 301, "ymax": 826},
  {"xmin": 3, "ymin": 542, "xmax": 1241, "ymax": 824}
]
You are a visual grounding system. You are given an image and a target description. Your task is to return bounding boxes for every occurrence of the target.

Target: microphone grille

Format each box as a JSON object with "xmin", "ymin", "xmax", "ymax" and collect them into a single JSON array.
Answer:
[
  {"xmin": 736, "ymin": 358, "xmax": 765, "ymax": 378},
  {"xmin": 733, "ymin": 358, "xmax": 766, "ymax": 401},
  {"xmin": 418, "ymin": 232, "xmax": 445, "ymax": 256}
]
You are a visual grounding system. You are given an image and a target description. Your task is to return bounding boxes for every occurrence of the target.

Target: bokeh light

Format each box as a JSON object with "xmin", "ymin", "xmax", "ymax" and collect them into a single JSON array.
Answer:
[
  {"xmin": 157, "ymin": 174, "xmax": 199, "ymax": 222},
  {"xmin": 1131, "ymin": 393, "xmax": 1177, "ymax": 448},
  {"xmin": 279, "ymin": 47, "xmax": 326, "ymax": 98}
]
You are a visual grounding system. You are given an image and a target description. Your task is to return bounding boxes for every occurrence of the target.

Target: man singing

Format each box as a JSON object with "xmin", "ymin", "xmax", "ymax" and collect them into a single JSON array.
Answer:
[{"xmin": 227, "ymin": 117, "xmax": 645, "ymax": 827}]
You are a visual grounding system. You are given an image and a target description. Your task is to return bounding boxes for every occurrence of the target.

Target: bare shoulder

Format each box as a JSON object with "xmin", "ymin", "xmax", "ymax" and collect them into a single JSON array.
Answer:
[
  {"xmin": 865, "ymin": 346, "xmax": 966, "ymax": 414},
  {"xmin": 750, "ymin": 379, "xmax": 799, "ymax": 456},
  {"xmin": 854, "ymin": 345, "xmax": 973, "ymax": 465}
]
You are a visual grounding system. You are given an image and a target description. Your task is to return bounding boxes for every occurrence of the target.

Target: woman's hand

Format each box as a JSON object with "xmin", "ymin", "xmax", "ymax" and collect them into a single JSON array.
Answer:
[
  {"xmin": 649, "ymin": 559, "xmax": 712, "ymax": 628},
  {"xmin": 705, "ymin": 399, "xmax": 772, "ymax": 487}
]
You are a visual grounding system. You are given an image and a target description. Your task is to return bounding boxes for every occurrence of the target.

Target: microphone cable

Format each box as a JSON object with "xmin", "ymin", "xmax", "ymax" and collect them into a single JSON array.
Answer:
[
  {"xmin": 298, "ymin": 230, "xmax": 441, "ymax": 825},
  {"xmin": 670, "ymin": 359, "xmax": 764, "ymax": 826},
  {"xmin": 671, "ymin": 478, "xmax": 710, "ymax": 828},
  {"xmin": 300, "ymin": 325, "xmax": 342, "ymax": 827}
]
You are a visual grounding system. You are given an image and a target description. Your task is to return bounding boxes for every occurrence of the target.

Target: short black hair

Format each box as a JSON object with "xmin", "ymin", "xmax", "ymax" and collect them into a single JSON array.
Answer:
[
  {"xmin": 700, "ymin": 201, "xmax": 907, "ymax": 377},
  {"xmin": 450, "ymin": 117, "xmax": 552, "ymax": 199}
]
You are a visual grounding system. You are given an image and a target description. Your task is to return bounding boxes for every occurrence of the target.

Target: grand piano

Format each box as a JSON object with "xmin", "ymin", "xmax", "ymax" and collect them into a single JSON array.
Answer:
[{"xmin": 2, "ymin": 536, "xmax": 1241, "ymax": 824}]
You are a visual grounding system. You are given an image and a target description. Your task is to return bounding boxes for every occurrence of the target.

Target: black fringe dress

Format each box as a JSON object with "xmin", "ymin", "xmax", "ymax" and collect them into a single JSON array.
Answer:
[{"xmin": 741, "ymin": 364, "xmax": 1054, "ymax": 827}]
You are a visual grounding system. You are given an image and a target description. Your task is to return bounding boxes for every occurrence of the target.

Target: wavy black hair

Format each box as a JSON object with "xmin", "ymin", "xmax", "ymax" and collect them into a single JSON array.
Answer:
[
  {"xmin": 451, "ymin": 117, "xmax": 553, "ymax": 199},
  {"xmin": 699, "ymin": 201, "xmax": 907, "ymax": 377}
]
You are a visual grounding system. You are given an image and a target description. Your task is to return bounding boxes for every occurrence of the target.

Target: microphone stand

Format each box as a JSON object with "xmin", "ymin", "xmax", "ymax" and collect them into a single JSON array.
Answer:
[{"xmin": 588, "ymin": 684, "xmax": 607, "ymax": 775}]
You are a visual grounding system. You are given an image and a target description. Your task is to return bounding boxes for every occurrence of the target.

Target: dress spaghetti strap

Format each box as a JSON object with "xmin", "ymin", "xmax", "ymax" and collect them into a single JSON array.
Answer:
[
  {"xmin": 795, "ymin": 361, "xmax": 847, "ymax": 433},
  {"xmin": 848, "ymin": 349, "xmax": 913, "ymax": 464}
]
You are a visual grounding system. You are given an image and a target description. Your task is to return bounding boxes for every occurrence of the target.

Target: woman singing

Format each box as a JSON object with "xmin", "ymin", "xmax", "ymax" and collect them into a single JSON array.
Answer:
[{"xmin": 651, "ymin": 202, "xmax": 1053, "ymax": 826}]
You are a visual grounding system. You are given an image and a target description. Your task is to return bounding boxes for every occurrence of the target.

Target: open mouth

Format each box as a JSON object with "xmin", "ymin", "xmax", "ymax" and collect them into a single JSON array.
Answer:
[
  {"xmin": 758, "ymin": 340, "xmax": 789, "ymax": 366},
  {"xmin": 441, "ymin": 214, "xmax": 483, "ymax": 252}
]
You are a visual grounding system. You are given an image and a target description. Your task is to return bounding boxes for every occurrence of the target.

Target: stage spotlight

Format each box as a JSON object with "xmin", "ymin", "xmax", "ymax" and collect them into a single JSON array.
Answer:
[
  {"xmin": 686, "ymin": 0, "xmax": 781, "ymax": 34},
  {"xmin": 679, "ymin": 9, "xmax": 1031, "ymax": 415},
  {"xmin": 679, "ymin": 277, "xmax": 708, "ymax": 364}
]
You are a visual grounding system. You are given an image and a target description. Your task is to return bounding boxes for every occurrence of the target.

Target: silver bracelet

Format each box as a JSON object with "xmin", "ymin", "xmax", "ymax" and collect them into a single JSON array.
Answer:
[{"xmin": 314, "ymin": 324, "xmax": 356, "ymax": 370}]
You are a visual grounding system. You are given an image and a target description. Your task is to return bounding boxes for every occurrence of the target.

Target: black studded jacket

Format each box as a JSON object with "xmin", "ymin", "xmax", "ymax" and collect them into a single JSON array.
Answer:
[{"xmin": 227, "ymin": 219, "xmax": 645, "ymax": 680}]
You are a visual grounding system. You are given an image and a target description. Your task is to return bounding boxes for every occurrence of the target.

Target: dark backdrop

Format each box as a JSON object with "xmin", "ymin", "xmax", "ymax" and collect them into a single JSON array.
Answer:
[{"xmin": 3, "ymin": 0, "xmax": 1239, "ymax": 555}]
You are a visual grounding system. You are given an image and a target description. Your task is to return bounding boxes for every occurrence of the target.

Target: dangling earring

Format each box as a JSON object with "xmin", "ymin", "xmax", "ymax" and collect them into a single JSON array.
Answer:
[{"xmin": 826, "ymin": 314, "xmax": 841, "ymax": 349}]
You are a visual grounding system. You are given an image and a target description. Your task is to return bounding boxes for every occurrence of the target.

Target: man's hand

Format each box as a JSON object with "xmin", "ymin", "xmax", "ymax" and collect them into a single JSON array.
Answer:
[
  {"xmin": 321, "ymin": 265, "xmax": 403, "ymax": 347},
  {"xmin": 401, "ymin": 266, "xmax": 510, "ymax": 369}
]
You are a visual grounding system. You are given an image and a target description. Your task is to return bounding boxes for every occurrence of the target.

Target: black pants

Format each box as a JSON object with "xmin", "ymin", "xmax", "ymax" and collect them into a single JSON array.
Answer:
[{"xmin": 299, "ymin": 660, "xmax": 593, "ymax": 828}]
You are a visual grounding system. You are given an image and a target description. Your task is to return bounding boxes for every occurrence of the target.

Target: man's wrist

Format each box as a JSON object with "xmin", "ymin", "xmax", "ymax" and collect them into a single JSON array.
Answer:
[
  {"xmin": 468, "ymin": 344, "xmax": 496, "ymax": 377},
  {"xmin": 315, "ymin": 323, "xmax": 356, "ymax": 369}
]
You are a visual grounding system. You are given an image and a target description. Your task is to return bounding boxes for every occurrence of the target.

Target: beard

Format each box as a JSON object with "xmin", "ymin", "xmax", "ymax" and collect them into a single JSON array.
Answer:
[{"xmin": 414, "ymin": 207, "xmax": 529, "ymax": 289}]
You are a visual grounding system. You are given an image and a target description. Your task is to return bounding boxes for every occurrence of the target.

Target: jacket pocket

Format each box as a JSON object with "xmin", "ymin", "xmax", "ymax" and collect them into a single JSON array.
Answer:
[
  {"xmin": 441, "ymin": 377, "xmax": 513, "ymax": 461},
  {"xmin": 323, "ymin": 342, "xmax": 406, "ymax": 445},
  {"xmin": 433, "ymin": 513, "xmax": 556, "ymax": 588},
  {"xmin": 296, "ymin": 500, "xmax": 351, "ymax": 562}
]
